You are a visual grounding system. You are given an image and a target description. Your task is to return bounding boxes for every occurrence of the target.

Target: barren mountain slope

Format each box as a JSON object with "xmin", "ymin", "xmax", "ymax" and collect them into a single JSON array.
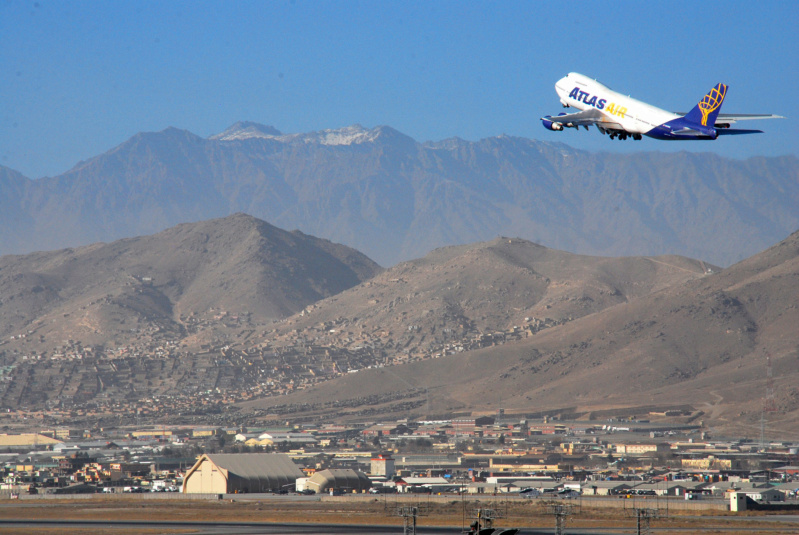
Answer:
[
  {"xmin": 240, "ymin": 231, "xmax": 799, "ymax": 436},
  {"xmin": 0, "ymin": 213, "xmax": 382, "ymax": 352},
  {"xmin": 258, "ymin": 237, "xmax": 714, "ymax": 363}
]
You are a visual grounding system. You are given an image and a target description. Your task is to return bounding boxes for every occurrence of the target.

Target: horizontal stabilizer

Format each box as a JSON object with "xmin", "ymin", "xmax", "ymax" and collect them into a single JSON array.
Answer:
[
  {"xmin": 674, "ymin": 113, "xmax": 785, "ymax": 126},
  {"xmin": 716, "ymin": 129, "xmax": 763, "ymax": 135},
  {"xmin": 716, "ymin": 113, "xmax": 785, "ymax": 120}
]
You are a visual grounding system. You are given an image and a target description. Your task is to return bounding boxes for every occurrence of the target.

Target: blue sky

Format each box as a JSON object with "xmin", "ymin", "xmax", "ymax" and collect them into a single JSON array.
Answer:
[{"xmin": 1, "ymin": 0, "xmax": 797, "ymax": 178}]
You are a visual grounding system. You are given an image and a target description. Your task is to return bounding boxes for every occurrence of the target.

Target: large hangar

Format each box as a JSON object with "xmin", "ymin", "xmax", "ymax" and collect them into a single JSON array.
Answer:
[
  {"xmin": 306, "ymin": 468, "xmax": 372, "ymax": 494},
  {"xmin": 182, "ymin": 453, "xmax": 304, "ymax": 494}
]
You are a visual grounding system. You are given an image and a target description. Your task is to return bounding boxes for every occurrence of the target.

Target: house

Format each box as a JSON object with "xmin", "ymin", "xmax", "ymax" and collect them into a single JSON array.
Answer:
[{"xmin": 182, "ymin": 453, "xmax": 304, "ymax": 494}]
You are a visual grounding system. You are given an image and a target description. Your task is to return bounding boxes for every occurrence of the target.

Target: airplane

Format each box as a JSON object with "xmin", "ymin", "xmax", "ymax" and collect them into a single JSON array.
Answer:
[{"xmin": 542, "ymin": 72, "xmax": 784, "ymax": 140}]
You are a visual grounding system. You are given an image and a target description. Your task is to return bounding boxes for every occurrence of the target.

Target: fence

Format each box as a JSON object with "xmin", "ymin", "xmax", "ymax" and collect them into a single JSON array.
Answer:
[
  {"xmin": 0, "ymin": 489, "xmax": 218, "ymax": 501},
  {"xmin": 0, "ymin": 489, "xmax": 730, "ymax": 511},
  {"xmin": 320, "ymin": 493, "xmax": 730, "ymax": 512}
]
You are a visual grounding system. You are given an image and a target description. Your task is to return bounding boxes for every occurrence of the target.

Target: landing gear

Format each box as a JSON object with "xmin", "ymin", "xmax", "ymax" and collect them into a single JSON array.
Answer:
[{"xmin": 608, "ymin": 132, "xmax": 642, "ymax": 140}]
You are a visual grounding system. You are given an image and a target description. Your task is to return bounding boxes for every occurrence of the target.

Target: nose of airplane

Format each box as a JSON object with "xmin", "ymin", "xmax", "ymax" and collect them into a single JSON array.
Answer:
[{"xmin": 555, "ymin": 75, "xmax": 570, "ymax": 98}]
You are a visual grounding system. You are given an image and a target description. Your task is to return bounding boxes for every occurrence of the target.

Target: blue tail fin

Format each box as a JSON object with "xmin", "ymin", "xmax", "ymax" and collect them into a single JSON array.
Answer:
[{"xmin": 684, "ymin": 83, "xmax": 728, "ymax": 126}]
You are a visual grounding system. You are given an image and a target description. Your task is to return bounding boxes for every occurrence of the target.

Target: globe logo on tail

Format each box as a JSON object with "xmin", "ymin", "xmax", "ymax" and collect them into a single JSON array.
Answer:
[{"xmin": 699, "ymin": 83, "xmax": 727, "ymax": 126}]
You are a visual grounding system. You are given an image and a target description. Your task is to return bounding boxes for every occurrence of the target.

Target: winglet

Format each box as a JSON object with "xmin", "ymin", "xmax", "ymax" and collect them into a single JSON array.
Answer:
[{"xmin": 684, "ymin": 83, "xmax": 728, "ymax": 127}]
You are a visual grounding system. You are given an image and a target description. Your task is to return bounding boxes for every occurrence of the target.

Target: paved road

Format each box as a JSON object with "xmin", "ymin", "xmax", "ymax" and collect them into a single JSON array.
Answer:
[{"xmin": 0, "ymin": 520, "xmax": 472, "ymax": 534}]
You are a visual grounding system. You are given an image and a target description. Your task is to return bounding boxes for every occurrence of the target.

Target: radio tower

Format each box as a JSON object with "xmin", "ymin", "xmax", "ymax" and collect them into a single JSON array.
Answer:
[{"xmin": 760, "ymin": 352, "xmax": 777, "ymax": 452}]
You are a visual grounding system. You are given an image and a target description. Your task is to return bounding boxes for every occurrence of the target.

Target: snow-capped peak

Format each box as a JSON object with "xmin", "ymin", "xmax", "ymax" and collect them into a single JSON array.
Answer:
[
  {"xmin": 209, "ymin": 123, "xmax": 410, "ymax": 147},
  {"xmin": 308, "ymin": 124, "xmax": 379, "ymax": 146},
  {"xmin": 209, "ymin": 122, "xmax": 282, "ymax": 141}
]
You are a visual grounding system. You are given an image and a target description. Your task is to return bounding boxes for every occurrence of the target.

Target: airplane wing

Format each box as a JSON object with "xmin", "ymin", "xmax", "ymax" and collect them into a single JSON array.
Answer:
[{"xmin": 541, "ymin": 108, "xmax": 623, "ymax": 129}]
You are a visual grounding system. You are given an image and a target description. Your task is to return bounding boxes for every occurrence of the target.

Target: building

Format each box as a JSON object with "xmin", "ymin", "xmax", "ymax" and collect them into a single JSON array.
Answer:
[
  {"xmin": 182, "ymin": 453, "xmax": 304, "ymax": 494},
  {"xmin": 452, "ymin": 417, "xmax": 494, "ymax": 429},
  {"xmin": 730, "ymin": 492, "xmax": 748, "ymax": 511},
  {"xmin": 614, "ymin": 443, "xmax": 670, "ymax": 456},
  {"xmin": 306, "ymin": 468, "xmax": 372, "ymax": 494},
  {"xmin": 731, "ymin": 484, "xmax": 785, "ymax": 502},
  {"xmin": 581, "ymin": 481, "xmax": 632, "ymax": 496},
  {"xmin": 191, "ymin": 428, "xmax": 219, "ymax": 438},
  {"xmin": 257, "ymin": 432, "xmax": 318, "ymax": 447},
  {"xmin": 0, "ymin": 434, "xmax": 61, "ymax": 447},
  {"xmin": 680, "ymin": 457, "xmax": 742, "ymax": 470},
  {"xmin": 772, "ymin": 482, "xmax": 799, "ymax": 500},
  {"xmin": 370, "ymin": 454, "xmax": 395, "ymax": 477},
  {"xmin": 362, "ymin": 424, "xmax": 411, "ymax": 437}
]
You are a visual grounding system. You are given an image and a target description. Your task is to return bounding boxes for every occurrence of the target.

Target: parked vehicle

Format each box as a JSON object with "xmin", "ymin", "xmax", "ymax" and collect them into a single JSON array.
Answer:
[{"xmin": 369, "ymin": 486, "xmax": 397, "ymax": 494}]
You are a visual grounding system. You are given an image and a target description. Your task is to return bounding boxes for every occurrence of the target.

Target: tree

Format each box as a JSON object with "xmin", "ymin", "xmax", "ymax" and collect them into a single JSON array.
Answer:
[{"xmin": 414, "ymin": 438, "xmax": 433, "ymax": 451}]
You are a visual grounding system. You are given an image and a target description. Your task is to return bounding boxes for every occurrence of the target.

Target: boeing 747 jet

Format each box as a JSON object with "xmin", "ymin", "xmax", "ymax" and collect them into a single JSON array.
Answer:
[{"xmin": 542, "ymin": 73, "xmax": 783, "ymax": 140}]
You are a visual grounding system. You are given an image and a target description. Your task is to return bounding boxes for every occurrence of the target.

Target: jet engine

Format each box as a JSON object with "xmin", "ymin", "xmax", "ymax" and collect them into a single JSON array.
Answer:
[
  {"xmin": 542, "ymin": 116, "xmax": 563, "ymax": 131},
  {"xmin": 541, "ymin": 113, "xmax": 568, "ymax": 131}
]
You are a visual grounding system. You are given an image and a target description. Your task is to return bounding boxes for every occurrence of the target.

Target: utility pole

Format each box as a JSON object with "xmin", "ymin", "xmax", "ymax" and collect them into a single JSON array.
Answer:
[
  {"xmin": 544, "ymin": 502, "xmax": 574, "ymax": 535},
  {"xmin": 468, "ymin": 508, "xmax": 504, "ymax": 534},
  {"xmin": 634, "ymin": 508, "xmax": 659, "ymax": 535},
  {"xmin": 397, "ymin": 505, "xmax": 427, "ymax": 535}
]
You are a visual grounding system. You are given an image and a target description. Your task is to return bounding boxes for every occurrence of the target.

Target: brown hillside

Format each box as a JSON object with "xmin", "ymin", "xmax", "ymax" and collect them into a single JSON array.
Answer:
[
  {"xmin": 240, "ymin": 231, "xmax": 799, "ymax": 437},
  {"xmin": 0, "ymin": 213, "xmax": 381, "ymax": 353},
  {"xmin": 254, "ymin": 237, "xmax": 713, "ymax": 364}
]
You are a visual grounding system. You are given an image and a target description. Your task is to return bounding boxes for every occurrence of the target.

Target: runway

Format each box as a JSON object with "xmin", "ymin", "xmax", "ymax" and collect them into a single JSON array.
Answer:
[{"xmin": 2, "ymin": 518, "xmax": 795, "ymax": 534}]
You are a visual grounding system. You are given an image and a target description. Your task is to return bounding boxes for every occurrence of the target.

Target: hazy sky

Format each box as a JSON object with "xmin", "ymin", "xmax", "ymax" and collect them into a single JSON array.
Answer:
[{"xmin": 2, "ymin": 0, "xmax": 797, "ymax": 178}]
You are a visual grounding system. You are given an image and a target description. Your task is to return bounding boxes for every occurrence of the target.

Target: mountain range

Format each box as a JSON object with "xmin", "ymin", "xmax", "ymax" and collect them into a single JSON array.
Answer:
[
  {"xmin": 1, "ymin": 122, "xmax": 797, "ymax": 267},
  {"xmin": 1, "ymin": 213, "xmax": 796, "ymax": 436},
  {"xmin": 243, "ymin": 229, "xmax": 799, "ymax": 438}
]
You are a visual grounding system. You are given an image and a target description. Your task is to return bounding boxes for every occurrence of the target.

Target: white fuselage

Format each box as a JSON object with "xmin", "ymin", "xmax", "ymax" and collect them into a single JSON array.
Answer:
[{"xmin": 555, "ymin": 73, "xmax": 679, "ymax": 134}]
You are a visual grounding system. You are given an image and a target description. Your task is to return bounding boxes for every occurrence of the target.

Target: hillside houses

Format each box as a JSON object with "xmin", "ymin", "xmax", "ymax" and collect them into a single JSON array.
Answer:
[{"xmin": 0, "ymin": 299, "xmax": 575, "ymax": 419}]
